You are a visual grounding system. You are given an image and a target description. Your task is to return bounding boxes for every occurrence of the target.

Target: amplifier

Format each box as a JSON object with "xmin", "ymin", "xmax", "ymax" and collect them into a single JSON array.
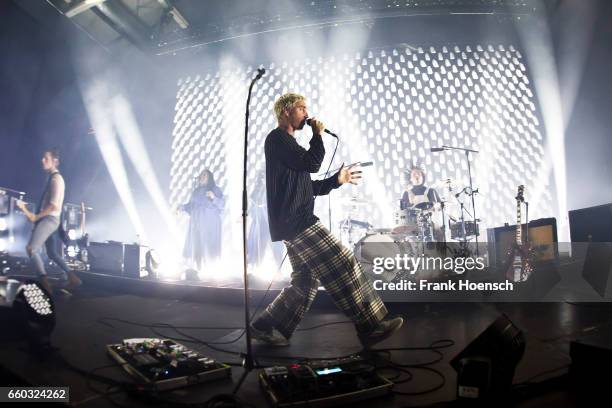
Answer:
[
  {"xmin": 88, "ymin": 241, "xmax": 124, "ymax": 275},
  {"xmin": 582, "ymin": 242, "xmax": 612, "ymax": 298},
  {"xmin": 569, "ymin": 203, "xmax": 612, "ymax": 242},
  {"xmin": 487, "ymin": 218, "xmax": 558, "ymax": 269},
  {"xmin": 259, "ymin": 355, "xmax": 392, "ymax": 407}
]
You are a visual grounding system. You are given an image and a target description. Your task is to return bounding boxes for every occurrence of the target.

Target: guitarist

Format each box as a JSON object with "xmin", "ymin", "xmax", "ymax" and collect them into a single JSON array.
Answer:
[{"xmin": 16, "ymin": 148, "xmax": 82, "ymax": 294}]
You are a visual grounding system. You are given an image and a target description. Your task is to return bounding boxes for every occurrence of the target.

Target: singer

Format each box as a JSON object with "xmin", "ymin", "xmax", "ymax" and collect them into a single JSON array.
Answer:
[
  {"xmin": 179, "ymin": 169, "xmax": 224, "ymax": 273},
  {"xmin": 250, "ymin": 93, "xmax": 403, "ymax": 346}
]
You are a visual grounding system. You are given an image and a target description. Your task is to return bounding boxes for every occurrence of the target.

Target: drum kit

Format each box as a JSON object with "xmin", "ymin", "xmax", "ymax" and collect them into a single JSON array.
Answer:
[{"xmin": 338, "ymin": 177, "xmax": 481, "ymax": 279}]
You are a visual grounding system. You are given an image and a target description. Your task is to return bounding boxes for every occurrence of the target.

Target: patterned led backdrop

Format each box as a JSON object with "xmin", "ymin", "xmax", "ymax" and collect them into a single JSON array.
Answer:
[{"xmin": 170, "ymin": 44, "xmax": 553, "ymax": 257}]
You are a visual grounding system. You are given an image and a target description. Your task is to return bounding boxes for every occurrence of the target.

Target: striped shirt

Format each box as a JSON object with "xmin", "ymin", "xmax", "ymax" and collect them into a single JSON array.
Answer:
[{"xmin": 265, "ymin": 127, "xmax": 340, "ymax": 241}]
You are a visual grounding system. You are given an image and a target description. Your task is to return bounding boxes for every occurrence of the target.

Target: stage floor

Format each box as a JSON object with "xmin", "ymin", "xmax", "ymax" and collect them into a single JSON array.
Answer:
[{"xmin": 1, "ymin": 282, "xmax": 609, "ymax": 407}]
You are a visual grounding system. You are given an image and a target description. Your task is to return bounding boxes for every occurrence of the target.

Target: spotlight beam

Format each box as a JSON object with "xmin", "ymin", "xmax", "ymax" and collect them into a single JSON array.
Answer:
[{"xmin": 82, "ymin": 81, "xmax": 149, "ymax": 243}]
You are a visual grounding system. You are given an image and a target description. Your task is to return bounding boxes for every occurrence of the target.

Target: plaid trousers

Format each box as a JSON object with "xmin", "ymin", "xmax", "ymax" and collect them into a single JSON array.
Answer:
[{"xmin": 260, "ymin": 222, "xmax": 387, "ymax": 339}]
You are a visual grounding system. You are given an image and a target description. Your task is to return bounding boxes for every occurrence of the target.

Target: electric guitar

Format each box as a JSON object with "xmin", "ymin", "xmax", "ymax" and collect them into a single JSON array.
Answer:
[{"xmin": 504, "ymin": 185, "xmax": 533, "ymax": 282}]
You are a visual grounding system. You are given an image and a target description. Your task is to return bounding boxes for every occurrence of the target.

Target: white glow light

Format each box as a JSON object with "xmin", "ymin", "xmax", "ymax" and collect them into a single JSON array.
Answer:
[{"xmin": 22, "ymin": 284, "xmax": 53, "ymax": 315}]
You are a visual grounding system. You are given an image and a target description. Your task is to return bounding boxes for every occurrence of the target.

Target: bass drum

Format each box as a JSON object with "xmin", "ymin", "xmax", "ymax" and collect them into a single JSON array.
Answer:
[
  {"xmin": 353, "ymin": 233, "xmax": 415, "ymax": 283},
  {"xmin": 392, "ymin": 208, "xmax": 420, "ymax": 234}
]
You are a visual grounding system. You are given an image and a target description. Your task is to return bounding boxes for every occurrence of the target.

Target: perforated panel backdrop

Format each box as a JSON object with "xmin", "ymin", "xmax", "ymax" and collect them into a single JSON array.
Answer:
[{"xmin": 170, "ymin": 44, "xmax": 553, "ymax": 243}]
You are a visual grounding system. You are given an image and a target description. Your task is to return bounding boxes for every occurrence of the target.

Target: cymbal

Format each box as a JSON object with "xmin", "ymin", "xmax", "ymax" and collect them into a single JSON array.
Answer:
[{"xmin": 430, "ymin": 178, "xmax": 456, "ymax": 188}]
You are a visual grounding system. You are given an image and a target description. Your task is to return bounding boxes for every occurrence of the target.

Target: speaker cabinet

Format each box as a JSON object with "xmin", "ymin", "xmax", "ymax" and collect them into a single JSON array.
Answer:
[
  {"xmin": 88, "ymin": 241, "xmax": 124, "ymax": 275},
  {"xmin": 487, "ymin": 218, "xmax": 558, "ymax": 269},
  {"xmin": 569, "ymin": 203, "xmax": 612, "ymax": 242},
  {"xmin": 124, "ymin": 244, "xmax": 147, "ymax": 279},
  {"xmin": 582, "ymin": 242, "xmax": 612, "ymax": 298}
]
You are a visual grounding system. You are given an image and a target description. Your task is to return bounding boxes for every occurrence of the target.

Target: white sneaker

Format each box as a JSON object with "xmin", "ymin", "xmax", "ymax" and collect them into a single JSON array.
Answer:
[{"xmin": 250, "ymin": 325, "xmax": 290, "ymax": 347}]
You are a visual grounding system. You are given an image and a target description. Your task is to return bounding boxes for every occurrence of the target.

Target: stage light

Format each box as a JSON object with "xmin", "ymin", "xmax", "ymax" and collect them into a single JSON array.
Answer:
[
  {"xmin": 82, "ymin": 81, "xmax": 148, "ymax": 244},
  {"xmin": 66, "ymin": 246, "xmax": 78, "ymax": 258},
  {"xmin": 20, "ymin": 283, "xmax": 53, "ymax": 316},
  {"xmin": 110, "ymin": 95, "xmax": 181, "ymax": 244},
  {"xmin": 0, "ymin": 279, "xmax": 55, "ymax": 352},
  {"xmin": 145, "ymin": 249, "xmax": 160, "ymax": 278},
  {"xmin": 0, "ymin": 218, "xmax": 7, "ymax": 232},
  {"xmin": 154, "ymin": 250, "xmax": 183, "ymax": 280},
  {"xmin": 0, "ymin": 238, "xmax": 6, "ymax": 253},
  {"xmin": 67, "ymin": 229, "xmax": 77, "ymax": 241}
]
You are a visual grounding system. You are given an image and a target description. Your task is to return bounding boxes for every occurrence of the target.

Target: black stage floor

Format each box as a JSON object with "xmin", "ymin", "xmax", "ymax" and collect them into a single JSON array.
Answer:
[{"xmin": 1, "ymin": 279, "xmax": 611, "ymax": 408}]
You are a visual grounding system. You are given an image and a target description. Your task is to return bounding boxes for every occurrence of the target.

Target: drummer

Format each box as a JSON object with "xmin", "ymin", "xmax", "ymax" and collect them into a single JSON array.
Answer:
[{"xmin": 400, "ymin": 166, "xmax": 441, "ymax": 212}]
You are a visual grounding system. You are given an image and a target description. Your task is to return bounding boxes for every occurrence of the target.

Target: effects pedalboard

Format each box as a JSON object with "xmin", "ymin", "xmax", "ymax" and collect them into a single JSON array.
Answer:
[
  {"xmin": 259, "ymin": 354, "xmax": 393, "ymax": 407},
  {"xmin": 107, "ymin": 338, "xmax": 231, "ymax": 390}
]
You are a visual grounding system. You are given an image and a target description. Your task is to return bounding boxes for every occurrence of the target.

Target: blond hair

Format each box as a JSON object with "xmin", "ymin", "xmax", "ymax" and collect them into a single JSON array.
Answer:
[{"xmin": 274, "ymin": 93, "xmax": 305, "ymax": 122}]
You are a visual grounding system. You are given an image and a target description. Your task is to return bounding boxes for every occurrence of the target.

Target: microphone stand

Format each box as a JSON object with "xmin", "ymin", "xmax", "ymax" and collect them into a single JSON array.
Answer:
[
  {"xmin": 524, "ymin": 201, "xmax": 529, "ymax": 244},
  {"xmin": 436, "ymin": 145, "xmax": 480, "ymax": 256},
  {"xmin": 452, "ymin": 193, "xmax": 469, "ymax": 257},
  {"xmin": 234, "ymin": 68, "xmax": 265, "ymax": 394}
]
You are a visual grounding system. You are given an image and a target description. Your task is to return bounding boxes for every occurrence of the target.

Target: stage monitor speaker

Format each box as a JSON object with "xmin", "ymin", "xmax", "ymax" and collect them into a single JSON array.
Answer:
[
  {"xmin": 487, "ymin": 218, "xmax": 558, "ymax": 269},
  {"xmin": 569, "ymin": 203, "xmax": 612, "ymax": 242},
  {"xmin": 451, "ymin": 314, "xmax": 525, "ymax": 401},
  {"xmin": 88, "ymin": 241, "xmax": 123, "ymax": 275},
  {"xmin": 570, "ymin": 328, "xmax": 612, "ymax": 397},
  {"xmin": 582, "ymin": 242, "xmax": 612, "ymax": 298}
]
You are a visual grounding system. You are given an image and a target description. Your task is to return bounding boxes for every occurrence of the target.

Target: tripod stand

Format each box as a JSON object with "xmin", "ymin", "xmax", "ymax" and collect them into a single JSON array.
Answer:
[{"xmin": 233, "ymin": 68, "xmax": 265, "ymax": 394}]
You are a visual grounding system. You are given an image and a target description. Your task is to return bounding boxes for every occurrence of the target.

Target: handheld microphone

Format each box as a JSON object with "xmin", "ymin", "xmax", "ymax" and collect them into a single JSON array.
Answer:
[
  {"xmin": 306, "ymin": 118, "xmax": 338, "ymax": 138},
  {"xmin": 430, "ymin": 147, "xmax": 445, "ymax": 152},
  {"xmin": 255, "ymin": 68, "xmax": 265, "ymax": 79}
]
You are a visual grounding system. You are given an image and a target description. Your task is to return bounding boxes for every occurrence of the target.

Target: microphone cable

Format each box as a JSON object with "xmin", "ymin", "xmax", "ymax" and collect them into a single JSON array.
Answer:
[{"xmin": 306, "ymin": 117, "xmax": 340, "ymax": 231}]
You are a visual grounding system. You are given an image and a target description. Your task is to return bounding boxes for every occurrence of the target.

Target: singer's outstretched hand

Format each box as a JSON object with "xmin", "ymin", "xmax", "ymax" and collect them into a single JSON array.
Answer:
[{"xmin": 337, "ymin": 163, "xmax": 362, "ymax": 185}]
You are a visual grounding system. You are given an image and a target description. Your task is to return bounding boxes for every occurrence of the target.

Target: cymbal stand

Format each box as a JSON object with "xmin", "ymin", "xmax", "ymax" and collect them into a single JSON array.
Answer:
[
  {"xmin": 438, "ymin": 178, "xmax": 453, "ymax": 256},
  {"xmin": 436, "ymin": 145, "xmax": 480, "ymax": 256},
  {"xmin": 453, "ymin": 193, "xmax": 472, "ymax": 257},
  {"xmin": 339, "ymin": 204, "xmax": 358, "ymax": 247}
]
